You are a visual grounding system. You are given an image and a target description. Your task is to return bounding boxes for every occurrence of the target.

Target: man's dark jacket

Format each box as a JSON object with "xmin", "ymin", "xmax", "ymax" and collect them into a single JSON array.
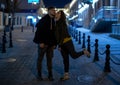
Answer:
[{"xmin": 33, "ymin": 14, "xmax": 57, "ymax": 46}]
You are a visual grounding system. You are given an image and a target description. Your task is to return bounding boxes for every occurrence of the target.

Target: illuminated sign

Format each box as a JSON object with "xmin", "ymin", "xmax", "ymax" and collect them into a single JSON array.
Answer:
[{"xmin": 28, "ymin": 0, "xmax": 39, "ymax": 3}]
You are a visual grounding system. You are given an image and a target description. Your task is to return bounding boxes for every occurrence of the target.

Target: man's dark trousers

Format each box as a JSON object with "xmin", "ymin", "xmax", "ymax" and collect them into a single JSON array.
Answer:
[{"xmin": 37, "ymin": 45, "xmax": 53, "ymax": 78}]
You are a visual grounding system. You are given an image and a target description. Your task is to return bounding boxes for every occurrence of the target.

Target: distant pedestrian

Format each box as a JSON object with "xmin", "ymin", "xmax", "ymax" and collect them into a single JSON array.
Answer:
[
  {"xmin": 33, "ymin": 6, "xmax": 57, "ymax": 81},
  {"xmin": 55, "ymin": 10, "xmax": 90, "ymax": 80},
  {"xmin": 21, "ymin": 26, "xmax": 23, "ymax": 32}
]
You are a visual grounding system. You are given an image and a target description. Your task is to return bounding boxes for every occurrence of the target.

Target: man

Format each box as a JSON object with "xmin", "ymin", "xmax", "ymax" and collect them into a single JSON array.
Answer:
[{"xmin": 33, "ymin": 6, "xmax": 57, "ymax": 81}]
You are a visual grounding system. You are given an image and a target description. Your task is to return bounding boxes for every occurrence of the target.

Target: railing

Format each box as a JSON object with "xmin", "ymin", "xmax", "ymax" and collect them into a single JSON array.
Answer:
[
  {"xmin": 95, "ymin": 6, "xmax": 118, "ymax": 20},
  {"xmin": 112, "ymin": 24, "xmax": 120, "ymax": 35},
  {"xmin": 90, "ymin": 6, "xmax": 119, "ymax": 30}
]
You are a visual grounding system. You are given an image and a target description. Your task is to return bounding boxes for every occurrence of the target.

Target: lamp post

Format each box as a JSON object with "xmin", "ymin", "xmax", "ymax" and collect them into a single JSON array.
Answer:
[
  {"xmin": 102, "ymin": 0, "xmax": 105, "ymax": 19},
  {"xmin": 1, "ymin": 4, "xmax": 6, "ymax": 39},
  {"xmin": 1, "ymin": 3, "xmax": 6, "ymax": 53},
  {"xmin": 118, "ymin": 0, "xmax": 120, "ymax": 23},
  {"xmin": 31, "ymin": 1, "xmax": 37, "ymax": 32},
  {"xmin": 9, "ymin": 0, "xmax": 14, "ymax": 47}
]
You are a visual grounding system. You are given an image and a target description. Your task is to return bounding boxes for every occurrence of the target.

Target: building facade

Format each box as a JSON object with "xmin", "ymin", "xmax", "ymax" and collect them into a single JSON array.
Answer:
[
  {"xmin": 69, "ymin": 0, "xmax": 120, "ymax": 30},
  {"xmin": 0, "ymin": 0, "xmax": 44, "ymax": 31}
]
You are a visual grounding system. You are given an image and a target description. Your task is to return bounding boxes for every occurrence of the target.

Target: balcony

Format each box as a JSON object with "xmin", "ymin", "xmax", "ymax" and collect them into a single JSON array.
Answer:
[{"xmin": 90, "ymin": 6, "xmax": 119, "ymax": 33}]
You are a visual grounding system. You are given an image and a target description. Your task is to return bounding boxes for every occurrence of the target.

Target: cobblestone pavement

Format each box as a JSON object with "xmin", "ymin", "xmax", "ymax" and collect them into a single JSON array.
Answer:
[{"xmin": 0, "ymin": 26, "xmax": 120, "ymax": 85}]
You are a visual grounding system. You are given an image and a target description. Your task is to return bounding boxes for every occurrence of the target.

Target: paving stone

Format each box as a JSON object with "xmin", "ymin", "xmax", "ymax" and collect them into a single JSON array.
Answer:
[{"xmin": 0, "ymin": 27, "xmax": 120, "ymax": 85}]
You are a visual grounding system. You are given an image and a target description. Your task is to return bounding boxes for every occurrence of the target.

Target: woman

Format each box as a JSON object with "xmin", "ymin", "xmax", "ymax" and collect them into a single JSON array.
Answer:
[{"xmin": 55, "ymin": 10, "xmax": 90, "ymax": 80}]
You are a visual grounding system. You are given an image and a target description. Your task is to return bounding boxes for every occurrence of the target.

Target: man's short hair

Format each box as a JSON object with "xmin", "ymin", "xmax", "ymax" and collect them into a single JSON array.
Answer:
[{"xmin": 47, "ymin": 6, "xmax": 55, "ymax": 11}]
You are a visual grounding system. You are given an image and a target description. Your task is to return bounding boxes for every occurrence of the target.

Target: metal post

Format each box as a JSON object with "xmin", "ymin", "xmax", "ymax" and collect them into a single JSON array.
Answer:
[
  {"xmin": 3, "ymin": 10, "xmax": 6, "ymax": 43},
  {"xmin": 75, "ymin": 30, "xmax": 78, "ymax": 41},
  {"xmin": 102, "ymin": 0, "xmax": 105, "ymax": 19},
  {"xmin": 1, "ymin": 4, "xmax": 6, "ymax": 53},
  {"xmin": 87, "ymin": 35, "xmax": 91, "ymax": 53},
  {"xmin": 104, "ymin": 44, "xmax": 111, "ymax": 72},
  {"xmin": 93, "ymin": 39, "xmax": 99, "ymax": 62},
  {"xmin": 9, "ymin": 26, "xmax": 13, "ymax": 47},
  {"xmin": 74, "ymin": 28, "xmax": 76, "ymax": 39},
  {"xmin": 82, "ymin": 33, "xmax": 86, "ymax": 48},
  {"xmin": 2, "ymin": 35, "xmax": 6, "ymax": 53},
  {"xmin": 21, "ymin": 26, "xmax": 23, "ymax": 32},
  {"xmin": 9, "ymin": 0, "xmax": 14, "ymax": 47},
  {"xmin": 78, "ymin": 31, "xmax": 81, "ymax": 44}
]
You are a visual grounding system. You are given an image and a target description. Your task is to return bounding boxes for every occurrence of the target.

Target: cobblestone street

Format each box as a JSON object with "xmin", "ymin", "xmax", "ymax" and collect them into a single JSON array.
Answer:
[{"xmin": 0, "ymin": 27, "xmax": 120, "ymax": 85}]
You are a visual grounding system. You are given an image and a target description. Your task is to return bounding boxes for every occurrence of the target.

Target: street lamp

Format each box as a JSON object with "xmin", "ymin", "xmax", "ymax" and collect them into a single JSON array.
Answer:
[
  {"xmin": 102, "ymin": 0, "xmax": 105, "ymax": 19},
  {"xmin": 9, "ymin": 0, "xmax": 14, "ymax": 47},
  {"xmin": 1, "ymin": 3, "xmax": 6, "ymax": 53},
  {"xmin": 31, "ymin": 1, "xmax": 37, "ymax": 32}
]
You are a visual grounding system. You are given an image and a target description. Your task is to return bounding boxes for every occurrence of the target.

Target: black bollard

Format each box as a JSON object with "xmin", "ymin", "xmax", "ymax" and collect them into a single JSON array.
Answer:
[
  {"xmin": 75, "ymin": 30, "xmax": 78, "ymax": 42},
  {"xmin": 93, "ymin": 39, "xmax": 99, "ymax": 62},
  {"xmin": 69, "ymin": 26, "xmax": 71, "ymax": 36},
  {"xmin": 78, "ymin": 31, "xmax": 81, "ymax": 44},
  {"xmin": 104, "ymin": 44, "xmax": 111, "ymax": 72},
  {"xmin": 87, "ymin": 35, "xmax": 91, "ymax": 53},
  {"xmin": 73, "ymin": 29, "xmax": 76, "ymax": 39},
  {"xmin": 71, "ymin": 27, "xmax": 73, "ymax": 37},
  {"xmin": 21, "ymin": 26, "xmax": 23, "ymax": 32},
  {"xmin": 3, "ymin": 11, "xmax": 7, "ymax": 43},
  {"xmin": 9, "ymin": 26, "xmax": 13, "ymax": 48},
  {"xmin": 3, "ymin": 28, "xmax": 7, "ymax": 43},
  {"xmin": 72, "ymin": 27, "xmax": 74, "ymax": 38},
  {"xmin": 2, "ymin": 35, "xmax": 6, "ymax": 53},
  {"xmin": 82, "ymin": 33, "xmax": 86, "ymax": 48}
]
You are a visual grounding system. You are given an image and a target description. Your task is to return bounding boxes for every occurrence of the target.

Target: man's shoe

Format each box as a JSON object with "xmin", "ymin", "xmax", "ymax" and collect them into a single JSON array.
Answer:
[
  {"xmin": 48, "ymin": 76, "xmax": 54, "ymax": 81},
  {"xmin": 60, "ymin": 73, "xmax": 70, "ymax": 81},
  {"xmin": 37, "ymin": 76, "xmax": 43, "ymax": 80}
]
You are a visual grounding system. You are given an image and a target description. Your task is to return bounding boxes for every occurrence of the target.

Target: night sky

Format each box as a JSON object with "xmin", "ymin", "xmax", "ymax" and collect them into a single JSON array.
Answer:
[{"xmin": 43, "ymin": 0, "xmax": 72, "ymax": 8}]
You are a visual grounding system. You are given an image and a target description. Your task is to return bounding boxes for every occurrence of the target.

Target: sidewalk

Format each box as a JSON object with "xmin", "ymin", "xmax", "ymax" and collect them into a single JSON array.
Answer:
[{"xmin": 0, "ymin": 27, "xmax": 120, "ymax": 85}]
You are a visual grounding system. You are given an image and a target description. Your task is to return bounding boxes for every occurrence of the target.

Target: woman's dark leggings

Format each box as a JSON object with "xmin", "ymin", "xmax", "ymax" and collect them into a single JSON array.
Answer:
[{"xmin": 60, "ymin": 40, "xmax": 84, "ymax": 72}]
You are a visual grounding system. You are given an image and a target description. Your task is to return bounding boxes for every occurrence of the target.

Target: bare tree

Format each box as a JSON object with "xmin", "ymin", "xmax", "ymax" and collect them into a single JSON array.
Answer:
[{"xmin": 5, "ymin": 0, "xmax": 22, "ymax": 13}]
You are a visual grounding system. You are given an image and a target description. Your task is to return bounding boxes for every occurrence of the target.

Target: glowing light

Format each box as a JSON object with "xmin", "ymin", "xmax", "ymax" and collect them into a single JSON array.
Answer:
[
  {"xmin": 78, "ymin": 4, "xmax": 89, "ymax": 14},
  {"xmin": 41, "ymin": 8, "xmax": 47, "ymax": 14},
  {"xmin": 92, "ymin": 0, "xmax": 99, "ymax": 8},
  {"xmin": 69, "ymin": 0, "xmax": 77, "ymax": 9},
  {"xmin": 38, "ymin": 16, "xmax": 41, "ymax": 19},
  {"xmin": 33, "ymin": 18, "xmax": 37, "ymax": 23},
  {"xmin": 78, "ymin": 4, "xmax": 82, "ymax": 9},
  {"xmin": 27, "ymin": 16, "xmax": 37, "ymax": 23},
  {"xmin": 93, "ymin": 0, "xmax": 98, "ymax": 3},
  {"xmin": 78, "ymin": 18, "xmax": 83, "ymax": 21},
  {"xmin": 53, "ymin": 8, "xmax": 70, "ymax": 17},
  {"xmin": 28, "ymin": 0, "xmax": 39, "ymax": 3},
  {"xmin": 27, "ymin": 16, "xmax": 34, "ymax": 19},
  {"xmin": 32, "ymin": 2, "xmax": 37, "ymax": 5},
  {"xmin": 69, "ymin": 14, "xmax": 78, "ymax": 20},
  {"xmin": 92, "ymin": 18, "xmax": 97, "ymax": 23}
]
